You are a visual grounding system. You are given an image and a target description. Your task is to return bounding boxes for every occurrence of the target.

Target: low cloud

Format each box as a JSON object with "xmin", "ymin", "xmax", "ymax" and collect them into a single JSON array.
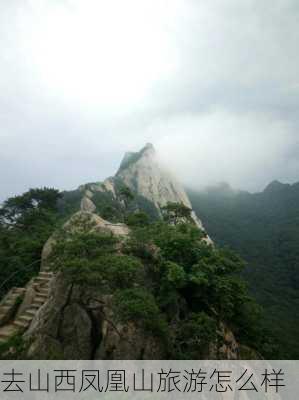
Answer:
[
  {"xmin": 153, "ymin": 109, "xmax": 298, "ymax": 191},
  {"xmin": 0, "ymin": 1, "xmax": 299, "ymax": 201}
]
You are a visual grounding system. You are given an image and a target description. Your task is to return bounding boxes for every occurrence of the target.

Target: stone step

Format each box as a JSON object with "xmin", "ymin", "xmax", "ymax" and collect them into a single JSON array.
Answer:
[
  {"xmin": 0, "ymin": 305, "xmax": 11, "ymax": 313},
  {"xmin": 0, "ymin": 325, "xmax": 18, "ymax": 340},
  {"xmin": 34, "ymin": 297, "xmax": 46, "ymax": 305},
  {"xmin": 13, "ymin": 290, "xmax": 25, "ymax": 295},
  {"xmin": 36, "ymin": 279, "xmax": 52, "ymax": 284},
  {"xmin": 2, "ymin": 297, "xmax": 20, "ymax": 307},
  {"xmin": 18, "ymin": 314, "xmax": 33, "ymax": 323},
  {"xmin": 36, "ymin": 274, "xmax": 52, "ymax": 279},
  {"xmin": 37, "ymin": 293, "xmax": 49, "ymax": 299},
  {"xmin": 0, "ymin": 333, "xmax": 11, "ymax": 342},
  {"xmin": 38, "ymin": 272, "xmax": 54, "ymax": 277},
  {"xmin": 0, "ymin": 273, "xmax": 54, "ymax": 343},
  {"xmin": 34, "ymin": 277, "xmax": 51, "ymax": 283},
  {"xmin": 38, "ymin": 288, "xmax": 50, "ymax": 294},
  {"xmin": 4, "ymin": 293, "xmax": 22, "ymax": 303},
  {"xmin": 3, "ymin": 299, "xmax": 17, "ymax": 307},
  {"xmin": 1, "ymin": 301, "xmax": 14, "ymax": 307},
  {"xmin": 30, "ymin": 303, "xmax": 42, "ymax": 309},
  {"xmin": 12, "ymin": 288, "xmax": 26, "ymax": 294},
  {"xmin": 35, "ymin": 293, "xmax": 48, "ymax": 299},
  {"xmin": 34, "ymin": 283, "xmax": 50, "ymax": 289},
  {"xmin": 13, "ymin": 320, "xmax": 30, "ymax": 329},
  {"xmin": 24, "ymin": 309, "xmax": 36, "ymax": 317},
  {"xmin": 6, "ymin": 292, "xmax": 22, "ymax": 299}
]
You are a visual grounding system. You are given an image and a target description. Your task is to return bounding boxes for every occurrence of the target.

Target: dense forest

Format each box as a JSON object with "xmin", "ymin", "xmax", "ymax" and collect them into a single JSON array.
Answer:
[{"xmin": 188, "ymin": 181, "xmax": 299, "ymax": 359}]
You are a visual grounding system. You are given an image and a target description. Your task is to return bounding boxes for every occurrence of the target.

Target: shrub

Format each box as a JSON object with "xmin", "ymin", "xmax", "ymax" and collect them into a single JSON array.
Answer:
[
  {"xmin": 174, "ymin": 312, "xmax": 217, "ymax": 359},
  {"xmin": 113, "ymin": 288, "xmax": 167, "ymax": 336}
]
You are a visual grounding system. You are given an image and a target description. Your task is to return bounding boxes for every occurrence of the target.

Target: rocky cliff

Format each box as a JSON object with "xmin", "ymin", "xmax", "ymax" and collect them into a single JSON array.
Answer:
[
  {"xmin": 115, "ymin": 143, "xmax": 204, "ymax": 227},
  {"xmin": 24, "ymin": 211, "xmax": 239, "ymax": 360},
  {"xmin": 78, "ymin": 143, "xmax": 207, "ymax": 233}
]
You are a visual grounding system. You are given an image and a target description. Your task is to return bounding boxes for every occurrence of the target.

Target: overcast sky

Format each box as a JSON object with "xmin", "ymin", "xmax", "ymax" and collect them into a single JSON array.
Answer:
[{"xmin": 1, "ymin": 0, "xmax": 299, "ymax": 202}]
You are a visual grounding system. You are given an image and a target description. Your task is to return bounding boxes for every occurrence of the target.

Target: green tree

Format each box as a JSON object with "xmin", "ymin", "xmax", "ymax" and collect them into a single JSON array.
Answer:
[
  {"xmin": 125, "ymin": 211, "xmax": 149, "ymax": 227},
  {"xmin": 125, "ymin": 219, "xmax": 266, "ymax": 357},
  {"xmin": 161, "ymin": 202, "xmax": 193, "ymax": 225},
  {"xmin": 0, "ymin": 188, "xmax": 62, "ymax": 298},
  {"xmin": 119, "ymin": 185, "xmax": 134, "ymax": 208},
  {"xmin": 0, "ymin": 188, "xmax": 61, "ymax": 227}
]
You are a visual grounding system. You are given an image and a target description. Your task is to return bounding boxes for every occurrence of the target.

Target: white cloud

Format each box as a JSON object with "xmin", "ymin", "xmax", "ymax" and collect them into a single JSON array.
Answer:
[
  {"xmin": 152, "ymin": 109, "xmax": 297, "ymax": 191},
  {"xmin": 0, "ymin": 1, "xmax": 298, "ymax": 200}
]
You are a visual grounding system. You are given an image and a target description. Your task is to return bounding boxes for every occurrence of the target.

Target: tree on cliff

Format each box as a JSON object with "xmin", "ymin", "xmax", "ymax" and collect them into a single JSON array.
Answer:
[
  {"xmin": 161, "ymin": 202, "xmax": 193, "ymax": 225},
  {"xmin": 119, "ymin": 185, "xmax": 134, "ymax": 209}
]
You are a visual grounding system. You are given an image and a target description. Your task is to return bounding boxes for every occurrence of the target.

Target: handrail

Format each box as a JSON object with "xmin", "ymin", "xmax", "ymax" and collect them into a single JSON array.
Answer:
[{"xmin": 0, "ymin": 259, "xmax": 41, "ymax": 294}]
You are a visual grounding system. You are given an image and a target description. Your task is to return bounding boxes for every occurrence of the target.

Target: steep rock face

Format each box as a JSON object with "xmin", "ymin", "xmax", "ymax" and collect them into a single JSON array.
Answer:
[
  {"xmin": 26, "ymin": 274, "xmax": 165, "ymax": 360},
  {"xmin": 79, "ymin": 143, "xmax": 207, "ymax": 233},
  {"xmin": 80, "ymin": 196, "xmax": 96, "ymax": 213},
  {"xmin": 116, "ymin": 143, "xmax": 204, "ymax": 228}
]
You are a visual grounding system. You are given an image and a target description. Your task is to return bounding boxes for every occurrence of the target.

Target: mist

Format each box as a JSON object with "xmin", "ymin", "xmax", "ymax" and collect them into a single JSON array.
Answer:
[{"xmin": 1, "ymin": 0, "xmax": 299, "ymax": 201}]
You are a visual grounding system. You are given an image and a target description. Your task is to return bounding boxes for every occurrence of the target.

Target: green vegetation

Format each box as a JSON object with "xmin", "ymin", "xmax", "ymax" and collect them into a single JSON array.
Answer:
[
  {"xmin": 49, "ymin": 213, "xmax": 268, "ymax": 358},
  {"xmin": 119, "ymin": 185, "xmax": 134, "ymax": 206},
  {"xmin": 49, "ymin": 232, "xmax": 144, "ymax": 290},
  {"xmin": 92, "ymin": 191, "xmax": 124, "ymax": 222},
  {"xmin": 128, "ymin": 220, "xmax": 274, "ymax": 358},
  {"xmin": 0, "ymin": 334, "xmax": 27, "ymax": 359},
  {"xmin": 57, "ymin": 189, "xmax": 82, "ymax": 217},
  {"xmin": 161, "ymin": 202, "xmax": 193, "ymax": 224},
  {"xmin": 125, "ymin": 211, "xmax": 150, "ymax": 227},
  {"xmin": 113, "ymin": 288, "xmax": 167, "ymax": 336},
  {"xmin": 188, "ymin": 181, "xmax": 299, "ymax": 359},
  {"xmin": 0, "ymin": 188, "xmax": 62, "ymax": 298},
  {"xmin": 174, "ymin": 312, "xmax": 217, "ymax": 359},
  {"xmin": 0, "ymin": 184, "xmax": 273, "ymax": 359}
]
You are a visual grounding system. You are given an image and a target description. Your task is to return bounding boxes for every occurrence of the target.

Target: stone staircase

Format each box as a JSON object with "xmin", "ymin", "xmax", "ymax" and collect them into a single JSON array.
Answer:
[
  {"xmin": 0, "ymin": 271, "xmax": 54, "ymax": 343},
  {"xmin": 0, "ymin": 287, "xmax": 26, "ymax": 325}
]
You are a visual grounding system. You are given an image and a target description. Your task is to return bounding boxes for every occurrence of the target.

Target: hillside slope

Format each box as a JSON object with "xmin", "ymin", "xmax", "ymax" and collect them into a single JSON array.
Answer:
[{"xmin": 188, "ymin": 182, "xmax": 299, "ymax": 358}]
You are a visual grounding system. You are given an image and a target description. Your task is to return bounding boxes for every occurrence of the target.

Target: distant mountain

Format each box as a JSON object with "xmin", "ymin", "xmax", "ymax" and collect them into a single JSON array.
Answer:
[
  {"xmin": 188, "ymin": 181, "xmax": 299, "ymax": 358},
  {"xmin": 263, "ymin": 180, "xmax": 290, "ymax": 193}
]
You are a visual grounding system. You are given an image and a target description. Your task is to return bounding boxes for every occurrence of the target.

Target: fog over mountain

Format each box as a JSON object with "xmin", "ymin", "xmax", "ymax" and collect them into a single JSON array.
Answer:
[{"xmin": 1, "ymin": 1, "xmax": 299, "ymax": 201}]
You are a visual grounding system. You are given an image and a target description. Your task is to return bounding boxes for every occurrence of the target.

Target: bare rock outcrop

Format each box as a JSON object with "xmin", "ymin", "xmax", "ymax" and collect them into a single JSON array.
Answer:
[
  {"xmin": 80, "ymin": 196, "xmax": 96, "ymax": 213},
  {"xmin": 26, "ymin": 274, "xmax": 165, "ymax": 360},
  {"xmin": 41, "ymin": 211, "xmax": 129, "ymax": 270},
  {"xmin": 78, "ymin": 144, "xmax": 212, "ymax": 243}
]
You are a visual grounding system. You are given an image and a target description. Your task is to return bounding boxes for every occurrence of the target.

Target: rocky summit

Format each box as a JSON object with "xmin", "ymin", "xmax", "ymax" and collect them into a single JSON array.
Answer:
[{"xmin": 79, "ymin": 143, "xmax": 207, "ymax": 232}]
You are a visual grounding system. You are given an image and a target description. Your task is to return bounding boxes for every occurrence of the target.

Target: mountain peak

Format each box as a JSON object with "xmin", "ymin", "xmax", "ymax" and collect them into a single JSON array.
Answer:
[
  {"xmin": 80, "ymin": 143, "xmax": 210, "ymax": 241},
  {"xmin": 113, "ymin": 144, "xmax": 210, "ymax": 238},
  {"xmin": 116, "ymin": 143, "xmax": 156, "ymax": 174},
  {"xmin": 264, "ymin": 180, "xmax": 288, "ymax": 193},
  {"xmin": 144, "ymin": 142, "xmax": 155, "ymax": 150}
]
